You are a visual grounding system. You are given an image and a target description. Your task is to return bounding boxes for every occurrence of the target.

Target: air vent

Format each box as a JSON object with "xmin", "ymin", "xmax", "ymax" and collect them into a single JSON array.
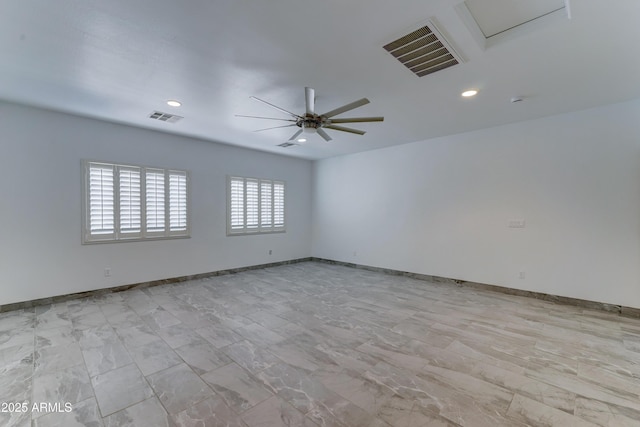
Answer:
[
  {"xmin": 277, "ymin": 142, "xmax": 298, "ymax": 148},
  {"xmin": 384, "ymin": 21, "xmax": 463, "ymax": 77},
  {"xmin": 148, "ymin": 111, "xmax": 183, "ymax": 123}
]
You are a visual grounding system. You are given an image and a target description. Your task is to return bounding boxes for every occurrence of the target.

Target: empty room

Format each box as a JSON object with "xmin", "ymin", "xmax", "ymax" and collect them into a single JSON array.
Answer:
[{"xmin": 1, "ymin": 0, "xmax": 640, "ymax": 426}]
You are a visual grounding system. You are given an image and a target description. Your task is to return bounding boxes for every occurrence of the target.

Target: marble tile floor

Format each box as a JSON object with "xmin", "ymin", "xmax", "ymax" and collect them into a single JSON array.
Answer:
[{"xmin": 1, "ymin": 261, "xmax": 640, "ymax": 426}]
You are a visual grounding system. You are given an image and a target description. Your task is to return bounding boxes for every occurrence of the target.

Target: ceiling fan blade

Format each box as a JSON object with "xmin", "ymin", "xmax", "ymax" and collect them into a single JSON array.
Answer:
[
  {"xmin": 329, "ymin": 116, "xmax": 384, "ymax": 124},
  {"xmin": 288, "ymin": 129, "xmax": 304, "ymax": 141},
  {"xmin": 305, "ymin": 87, "xmax": 315, "ymax": 115},
  {"xmin": 235, "ymin": 114, "xmax": 297, "ymax": 122},
  {"xmin": 253, "ymin": 124, "xmax": 296, "ymax": 132},
  {"xmin": 316, "ymin": 128, "xmax": 333, "ymax": 142},
  {"xmin": 324, "ymin": 124, "xmax": 366, "ymax": 135},
  {"xmin": 321, "ymin": 98, "xmax": 370, "ymax": 118},
  {"xmin": 250, "ymin": 96, "xmax": 302, "ymax": 119}
]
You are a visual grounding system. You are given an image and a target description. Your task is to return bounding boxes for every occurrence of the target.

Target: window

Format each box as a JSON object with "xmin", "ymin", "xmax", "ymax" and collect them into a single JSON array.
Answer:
[
  {"xmin": 83, "ymin": 160, "xmax": 189, "ymax": 243},
  {"xmin": 227, "ymin": 176, "xmax": 285, "ymax": 235}
]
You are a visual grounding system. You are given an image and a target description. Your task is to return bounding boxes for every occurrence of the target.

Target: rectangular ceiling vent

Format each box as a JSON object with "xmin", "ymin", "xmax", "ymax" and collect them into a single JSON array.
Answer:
[
  {"xmin": 149, "ymin": 111, "xmax": 183, "ymax": 123},
  {"xmin": 384, "ymin": 20, "xmax": 464, "ymax": 78},
  {"xmin": 277, "ymin": 142, "xmax": 298, "ymax": 148}
]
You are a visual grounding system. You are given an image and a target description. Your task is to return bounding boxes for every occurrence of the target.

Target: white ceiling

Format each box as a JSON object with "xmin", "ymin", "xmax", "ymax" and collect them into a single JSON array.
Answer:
[
  {"xmin": 464, "ymin": 0, "xmax": 566, "ymax": 38},
  {"xmin": 1, "ymin": 0, "xmax": 639, "ymax": 160}
]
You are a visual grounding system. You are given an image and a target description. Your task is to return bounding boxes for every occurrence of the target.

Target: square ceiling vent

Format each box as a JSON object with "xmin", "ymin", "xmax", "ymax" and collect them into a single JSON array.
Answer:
[
  {"xmin": 149, "ymin": 111, "xmax": 183, "ymax": 123},
  {"xmin": 277, "ymin": 142, "xmax": 298, "ymax": 148},
  {"xmin": 383, "ymin": 20, "xmax": 464, "ymax": 78},
  {"xmin": 457, "ymin": 0, "xmax": 570, "ymax": 48}
]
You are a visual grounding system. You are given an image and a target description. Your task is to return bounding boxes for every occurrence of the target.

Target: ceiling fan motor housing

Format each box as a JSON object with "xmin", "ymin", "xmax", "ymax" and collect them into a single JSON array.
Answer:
[{"xmin": 300, "ymin": 113, "xmax": 322, "ymax": 133}]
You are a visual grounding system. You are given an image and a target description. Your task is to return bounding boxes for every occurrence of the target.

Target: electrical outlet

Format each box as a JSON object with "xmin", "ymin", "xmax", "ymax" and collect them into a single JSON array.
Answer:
[
  {"xmin": 268, "ymin": 249, "xmax": 272, "ymax": 255},
  {"xmin": 104, "ymin": 268, "xmax": 111, "ymax": 277},
  {"xmin": 508, "ymin": 219, "xmax": 526, "ymax": 228},
  {"xmin": 519, "ymin": 271, "xmax": 526, "ymax": 279},
  {"xmin": 353, "ymin": 251, "xmax": 357, "ymax": 257}
]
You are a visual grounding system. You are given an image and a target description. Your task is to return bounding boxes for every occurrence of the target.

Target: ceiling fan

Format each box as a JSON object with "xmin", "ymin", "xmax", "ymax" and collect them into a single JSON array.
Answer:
[{"xmin": 237, "ymin": 87, "xmax": 384, "ymax": 142}]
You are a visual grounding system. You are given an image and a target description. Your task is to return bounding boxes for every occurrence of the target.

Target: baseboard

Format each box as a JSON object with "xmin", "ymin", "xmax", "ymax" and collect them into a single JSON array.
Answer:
[
  {"xmin": 311, "ymin": 257, "xmax": 640, "ymax": 319},
  {"xmin": 0, "ymin": 257, "xmax": 312, "ymax": 313}
]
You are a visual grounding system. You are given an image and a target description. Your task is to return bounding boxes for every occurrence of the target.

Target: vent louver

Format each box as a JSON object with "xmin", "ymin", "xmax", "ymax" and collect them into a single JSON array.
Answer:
[
  {"xmin": 277, "ymin": 142, "xmax": 297, "ymax": 148},
  {"xmin": 384, "ymin": 22, "xmax": 462, "ymax": 77},
  {"xmin": 149, "ymin": 111, "xmax": 183, "ymax": 123}
]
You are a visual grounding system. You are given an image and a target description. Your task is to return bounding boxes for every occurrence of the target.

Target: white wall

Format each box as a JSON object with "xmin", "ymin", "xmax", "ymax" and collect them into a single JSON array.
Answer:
[
  {"xmin": 312, "ymin": 99, "xmax": 640, "ymax": 309},
  {"xmin": 0, "ymin": 102, "xmax": 312, "ymax": 306},
  {"xmin": 4, "ymin": 99, "xmax": 640, "ymax": 309}
]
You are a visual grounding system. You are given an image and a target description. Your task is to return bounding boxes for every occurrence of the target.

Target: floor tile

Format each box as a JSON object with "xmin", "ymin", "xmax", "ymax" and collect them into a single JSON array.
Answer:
[
  {"xmin": 128, "ymin": 339, "xmax": 182, "ymax": 376},
  {"xmin": 507, "ymin": 393, "xmax": 600, "ymax": 427},
  {"xmin": 0, "ymin": 327, "xmax": 34, "ymax": 352},
  {"xmin": 172, "ymin": 396, "xmax": 248, "ymax": 427},
  {"xmin": 574, "ymin": 396, "xmax": 640, "ymax": 427},
  {"xmin": 174, "ymin": 339, "xmax": 231, "ymax": 375},
  {"xmin": 34, "ymin": 343, "xmax": 83, "ymax": 374},
  {"xmin": 105, "ymin": 310, "xmax": 144, "ymax": 329},
  {"xmin": 222, "ymin": 340, "xmax": 280, "ymax": 374},
  {"xmin": 202, "ymin": 363, "xmax": 273, "ymax": 413},
  {"xmin": 114, "ymin": 324, "xmax": 161, "ymax": 349},
  {"xmin": 71, "ymin": 311, "xmax": 108, "ymax": 331},
  {"xmin": 147, "ymin": 363, "xmax": 215, "ymax": 414},
  {"xmin": 32, "ymin": 397, "xmax": 103, "ymax": 427},
  {"xmin": 36, "ymin": 325, "xmax": 76, "ymax": 350},
  {"xmin": 195, "ymin": 323, "xmax": 244, "ymax": 348},
  {"xmin": 0, "ymin": 342, "xmax": 33, "ymax": 376},
  {"xmin": 156, "ymin": 323, "xmax": 203, "ymax": 349},
  {"xmin": 234, "ymin": 323, "xmax": 286, "ymax": 348},
  {"xmin": 0, "ymin": 409, "xmax": 32, "ymax": 427},
  {"xmin": 102, "ymin": 396, "xmax": 172, "ymax": 427},
  {"xmin": 32, "ymin": 364, "xmax": 93, "ymax": 418},
  {"xmin": 140, "ymin": 307, "xmax": 181, "ymax": 330},
  {"xmin": 241, "ymin": 396, "xmax": 318, "ymax": 427},
  {"xmin": 91, "ymin": 364, "xmax": 154, "ymax": 417},
  {"xmin": 245, "ymin": 311, "xmax": 289, "ymax": 329},
  {"xmin": 35, "ymin": 304, "xmax": 71, "ymax": 331},
  {"xmin": 86, "ymin": 341, "xmax": 133, "ymax": 377}
]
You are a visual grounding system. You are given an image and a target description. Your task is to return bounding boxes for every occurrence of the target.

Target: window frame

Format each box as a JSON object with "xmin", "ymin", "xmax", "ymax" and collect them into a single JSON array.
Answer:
[
  {"xmin": 227, "ymin": 175, "xmax": 286, "ymax": 235},
  {"xmin": 82, "ymin": 160, "xmax": 190, "ymax": 244}
]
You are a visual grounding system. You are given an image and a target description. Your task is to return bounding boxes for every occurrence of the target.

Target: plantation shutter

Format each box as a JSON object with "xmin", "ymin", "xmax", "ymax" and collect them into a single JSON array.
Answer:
[
  {"xmin": 118, "ymin": 166, "xmax": 141, "ymax": 237},
  {"xmin": 83, "ymin": 160, "xmax": 189, "ymax": 243},
  {"xmin": 226, "ymin": 175, "xmax": 285, "ymax": 235},
  {"xmin": 146, "ymin": 169, "xmax": 166, "ymax": 234},
  {"xmin": 169, "ymin": 171, "xmax": 188, "ymax": 233},
  {"xmin": 246, "ymin": 178, "xmax": 259, "ymax": 230},
  {"xmin": 260, "ymin": 180, "xmax": 272, "ymax": 229},
  {"xmin": 87, "ymin": 163, "xmax": 115, "ymax": 240},
  {"xmin": 229, "ymin": 177, "xmax": 245, "ymax": 232},
  {"xmin": 274, "ymin": 181, "xmax": 285, "ymax": 229}
]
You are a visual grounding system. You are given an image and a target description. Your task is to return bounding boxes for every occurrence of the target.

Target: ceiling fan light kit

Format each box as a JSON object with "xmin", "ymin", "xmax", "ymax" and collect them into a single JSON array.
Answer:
[{"xmin": 237, "ymin": 87, "xmax": 384, "ymax": 143}]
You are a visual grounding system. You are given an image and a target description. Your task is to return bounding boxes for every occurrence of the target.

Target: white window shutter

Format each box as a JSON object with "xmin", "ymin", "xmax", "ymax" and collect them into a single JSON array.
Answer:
[
  {"xmin": 274, "ymin": 181, "xmax": 285, "ymax": 229},
  {"xmin": 229, "ymin": 177, "xmax": 245, "ymax": 232},
  {"xmin": 87, "ymin": 163, "xmax": 115, "ymax": 240},
  {"xmin": 146, "ymin": 169, "xmax": 166, "ymax": 234},
  {"xmin": 227, "ymin": 175, "xmax": 285, "ymax": 235},
  {"xmin": 118, "ymin": 166, "xmax": 141, "ymax": 237},
  {"xmin": 83, "ymin": 160, "xmax": 189, "ymax": 243},
  {"xmin": 169, "ymin": 171, "xmax": 188, "ymax": 233},
  {"xmin": 260, "ymin": 180, "xmax": 272, "ymax": 230},
  {"xmin": 246, "ymin": 178, "xmax": 259, "ymax": 230}
]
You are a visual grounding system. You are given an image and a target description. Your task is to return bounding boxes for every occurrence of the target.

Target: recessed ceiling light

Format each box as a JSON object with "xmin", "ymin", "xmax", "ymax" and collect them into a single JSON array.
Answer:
[
  {"xmin": 461, "ymin": 90, "xmax": 478, "ymax": 97},
  {"xmin": 297, "ymin": 138, "xmax": 307, "ymax": 143},
  {"xmin": 166, "ymin": 100, "xmax": 182, "ymax": 107}
]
